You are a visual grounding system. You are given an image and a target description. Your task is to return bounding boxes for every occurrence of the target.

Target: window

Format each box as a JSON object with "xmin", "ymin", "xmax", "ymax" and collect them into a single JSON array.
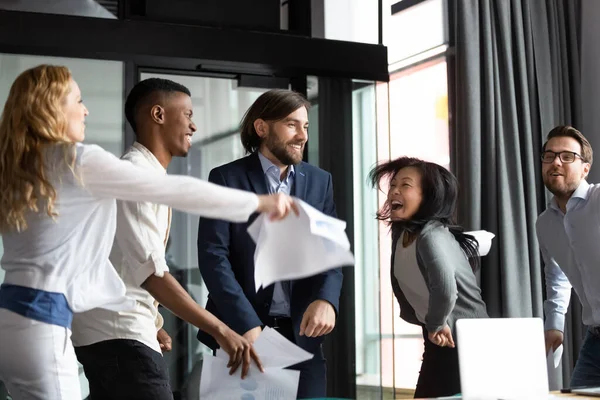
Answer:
[
  {"xmin": 0, "ymin": 54, "xmax": 124, "ymax": 156},
  {"xmin": 352, "ymin": 62, "xmax": 450, "ymax": 394},
  {"xmin": 323, "ymin": 0, "xmax": 379, "ymax": 44},
  {"xmin": 354, "ymin": 0, "xmax": 451, "ymax": 396},
  {"xmin": 307, "ymin": 76, "xmax": 320, "ymax": 166},
  {"xmin": 377, "ymin": 57, "xmax": 450, "ymax": 394},
  {"xmin": 352, "ymin": 83, "xmax": 381, "ymax": 392},
  {"xmin": 384, "ymin": 0, "xmax": 447, "ymax": 66},
  {"xmin": 388, "ymin": 58, "xmax": 449, "ymax": 167}
]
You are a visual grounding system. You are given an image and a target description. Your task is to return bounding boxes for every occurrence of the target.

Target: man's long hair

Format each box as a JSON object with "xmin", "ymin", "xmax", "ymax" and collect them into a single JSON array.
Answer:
[{"xmin": 239, "ymin": 89, "xmax": 310, "ymax": 154}]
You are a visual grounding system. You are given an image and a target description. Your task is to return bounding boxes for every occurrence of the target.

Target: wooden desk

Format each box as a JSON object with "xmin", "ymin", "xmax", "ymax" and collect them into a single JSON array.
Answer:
[{"xmin": 551, "ymin": 392, "xmax": 597, "ymax": 399}]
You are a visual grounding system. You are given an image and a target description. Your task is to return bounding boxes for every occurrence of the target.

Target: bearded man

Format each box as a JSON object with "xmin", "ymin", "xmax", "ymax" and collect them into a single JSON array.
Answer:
[{"xmin": 196, "ymin": 89, "xmax": 343, "ymax": 399}]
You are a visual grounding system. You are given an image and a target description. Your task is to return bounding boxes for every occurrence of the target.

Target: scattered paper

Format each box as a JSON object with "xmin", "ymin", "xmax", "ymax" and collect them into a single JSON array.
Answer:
[
  {"xmin": 202, "ymin": 328, "xmax": 312, "ymax": 399},
  {"xmin": 216, "ymin": 327, "xmax": 313, "ymax": 369},
  {"xmin": 248, "ymin": 198, "xmax": 354, "ymax": 291},
  {"xmin": 199, "ymin": 356, "xmax": 300, "ymax": 400},
  {"xmin": 547, "ymin": 344, "xmax": 563, "ymax": 369},
  {"xmin": 465, "ymin": 230, "xmax": 495, "ymax": 256}
]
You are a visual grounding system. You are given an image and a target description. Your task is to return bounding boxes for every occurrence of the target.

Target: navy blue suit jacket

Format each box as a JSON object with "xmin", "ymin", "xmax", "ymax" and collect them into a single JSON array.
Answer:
[{"xmin": 196, "ymin": 152, "xmax": 344, "ymax": 353}]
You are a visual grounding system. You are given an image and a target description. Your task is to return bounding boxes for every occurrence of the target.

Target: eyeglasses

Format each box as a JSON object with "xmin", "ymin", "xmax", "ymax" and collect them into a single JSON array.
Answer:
[{"xmin": 541, "ymin": 151, "xmax": 585, "ymax": 164}]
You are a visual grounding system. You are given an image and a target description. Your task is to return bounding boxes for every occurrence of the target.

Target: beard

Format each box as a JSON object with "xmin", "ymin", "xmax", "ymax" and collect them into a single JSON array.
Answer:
[
  {"xmin": 542, "ymin": 173, "xmax": 579, "ymax": 198},
  {"xmin": 265, "ymin": 132, "xmax": 304, "ymax": 165}
]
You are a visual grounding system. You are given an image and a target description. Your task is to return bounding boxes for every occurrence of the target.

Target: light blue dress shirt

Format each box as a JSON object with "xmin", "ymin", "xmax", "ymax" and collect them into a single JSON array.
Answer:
[
  {"xmin": 258, "ymin": 151, "xmax": 294, "ymax": 317},
  {"xmin": 537, "ymin": 180, "xmax": 600, "ymax": 331}
]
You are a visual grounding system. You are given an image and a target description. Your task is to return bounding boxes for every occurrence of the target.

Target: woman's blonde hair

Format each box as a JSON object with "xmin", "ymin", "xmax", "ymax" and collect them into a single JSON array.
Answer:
[{"xmin": 0, "ymin": 64, "xmax": 76, "ymax": 233}]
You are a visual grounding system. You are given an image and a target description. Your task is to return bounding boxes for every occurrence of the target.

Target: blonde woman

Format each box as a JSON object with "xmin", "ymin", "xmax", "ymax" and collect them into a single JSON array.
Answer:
[{"xmin": 0, "ymin": 65, "xmax": 297, "ymax": 400}]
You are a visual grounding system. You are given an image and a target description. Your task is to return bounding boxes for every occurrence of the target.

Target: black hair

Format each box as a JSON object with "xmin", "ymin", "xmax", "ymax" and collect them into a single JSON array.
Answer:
[
  {"xmin": 124, "ymin": 78, "xmax": 191, "ymax": 133},
  {"xmin": 369, "ymin": 156, "xmax": 480, "ymax": 271}
]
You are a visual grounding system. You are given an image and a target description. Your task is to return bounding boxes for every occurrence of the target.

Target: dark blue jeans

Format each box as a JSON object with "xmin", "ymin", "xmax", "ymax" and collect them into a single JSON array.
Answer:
[
  {"xmin": 571, "ymin": 328, "xmax": 600, "ymax": 387},
  {"xmin": 75, "ymin": 339, "xmax": 173, "ymax": 400}
]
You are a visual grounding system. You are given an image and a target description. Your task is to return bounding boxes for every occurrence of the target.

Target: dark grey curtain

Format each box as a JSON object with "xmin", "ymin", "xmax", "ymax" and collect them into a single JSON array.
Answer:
[{"xmin": 453, "ymin": 0, "xmax": 582, "ymax": 389}]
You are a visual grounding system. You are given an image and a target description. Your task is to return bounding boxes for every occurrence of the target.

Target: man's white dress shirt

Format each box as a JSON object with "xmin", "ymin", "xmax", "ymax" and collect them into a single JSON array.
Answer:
[
  {"xmin": 537, "ymin": 180, "xmax": 600, "ymax": 331},
  {"xmin": 72, "ymin": 143, "xmax": 176, "ymax": 353}
]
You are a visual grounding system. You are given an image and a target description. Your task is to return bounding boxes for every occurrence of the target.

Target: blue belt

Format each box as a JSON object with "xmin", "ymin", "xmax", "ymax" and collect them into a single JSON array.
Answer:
[{"xmin": 0, "ymin": 283, "xmax": 73, "ymax": 328}]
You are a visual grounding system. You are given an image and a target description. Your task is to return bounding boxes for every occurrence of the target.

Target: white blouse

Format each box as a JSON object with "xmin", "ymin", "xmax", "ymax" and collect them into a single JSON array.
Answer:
[{"xmin": 1, "ymin": 144, "xmax": 259, "ymax": 314}]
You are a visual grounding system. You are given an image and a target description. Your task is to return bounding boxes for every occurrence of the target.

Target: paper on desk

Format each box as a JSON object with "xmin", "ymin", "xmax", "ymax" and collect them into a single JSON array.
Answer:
[
  {"xmin": 199, "ymin": 356, "xmax": 300, "ymax": 400},
  {"xmin": 465, "ymin": 230, "xmax": 495, "ymax": 256},
  {"xmin": 216, "ymin": 326, "xmax": 314, "ymax": 369},
  {"xmin": 248, "ymin": 198, "xmax": 354, "ymax": 291},
  {"xmin": 547, "ymin": 344, "xmax": 563, "ymax": 369}
]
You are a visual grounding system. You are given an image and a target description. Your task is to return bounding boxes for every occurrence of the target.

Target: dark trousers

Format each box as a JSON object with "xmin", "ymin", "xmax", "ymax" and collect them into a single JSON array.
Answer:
[
  {"xmin": 413, "ymin": 328, "xmax": 461, "ymax": 399},
  {"xmin": 571, "ymin": 327, "xmax": 600, "ymax": 387},
  {"xmin": 269, "ymin": 317, "xmax": 327, "ymax": 399},
  {"xmin": 75, "ymin": 339, "xmax": 173, "ymax": 400}
]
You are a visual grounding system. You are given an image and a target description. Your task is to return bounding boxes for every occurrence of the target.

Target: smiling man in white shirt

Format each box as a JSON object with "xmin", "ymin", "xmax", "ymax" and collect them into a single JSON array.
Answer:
[
  {"xmin": 71, "ymin": 78, "xmax": 263, "ymax": 400},
  {"xmin": 537, "ymin": 125, "xmax": 600, "ymax": 388}
]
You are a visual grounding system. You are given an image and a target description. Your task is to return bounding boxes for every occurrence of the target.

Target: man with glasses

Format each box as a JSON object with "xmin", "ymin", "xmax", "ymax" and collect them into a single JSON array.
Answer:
[{"xmin": 537, "ymin": 125, "xmax": 600, "ymax": 387}]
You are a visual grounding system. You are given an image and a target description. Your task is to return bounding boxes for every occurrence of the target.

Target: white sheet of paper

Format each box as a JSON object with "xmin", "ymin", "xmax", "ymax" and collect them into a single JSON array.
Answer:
[
  {"xmin": 248, "ymin": 198, "xmax": 354, "ymax": 291},
  {"xmin": 547, "ymin": 344, "xmax": 563, "ymax": 369},
  {"xmin": 199, "ymin": 356, "xmax": 300, "ymax": 400},
  {"xmin": 465, "ymin": 230, "xmax": 495, "ymax": 256},
  {"xmin": 216, "ymin": 327, "xmax": 314, "ymax": 369}
]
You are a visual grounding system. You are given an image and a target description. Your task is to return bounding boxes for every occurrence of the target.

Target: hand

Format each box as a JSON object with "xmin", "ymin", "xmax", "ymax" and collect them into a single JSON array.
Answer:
[
  {"xmin": 299, "ymin": 300, "xmax": 336, "ymax": 337},
  {"xmin": 243, "ymin": 326, "xmax": 262, "ymax": 344},
  {"xmin": 157, "ymin": 328, "xmax": 172, "ymax": 352},
  {"xmin": 428, "ymin": 325, "xmax": 455, "ymax": 348},
  {"xmin": 545, "ymin": 329, "xmax": 564, "ymax": 354},
  {"xmin": 257, "ymin": 193, "xmax": 299, "ymax": 221},
  {"xmin": 214, "ymin": 325, "xmax": 264, "ymax": 378}
]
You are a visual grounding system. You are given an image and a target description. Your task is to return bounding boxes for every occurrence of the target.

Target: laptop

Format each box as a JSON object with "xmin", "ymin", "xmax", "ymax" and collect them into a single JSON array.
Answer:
[{"xmin": 455, "ymin": 318, "xmax": 550, "ymax": 400}]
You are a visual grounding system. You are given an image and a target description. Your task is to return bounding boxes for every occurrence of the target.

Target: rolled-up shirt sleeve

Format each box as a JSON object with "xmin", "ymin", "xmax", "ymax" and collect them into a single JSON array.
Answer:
[{"xmin": 115, "ymin": 197, "xmax": 169, "ymax": 287}]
